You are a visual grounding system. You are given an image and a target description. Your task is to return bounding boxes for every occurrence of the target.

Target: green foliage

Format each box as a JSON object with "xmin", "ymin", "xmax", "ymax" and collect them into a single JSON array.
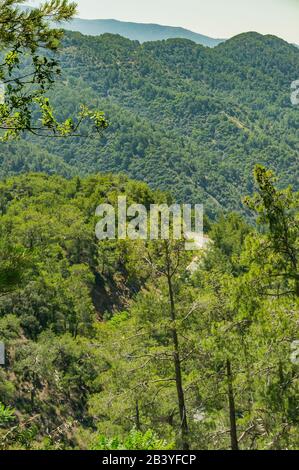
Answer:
[
  {"xmin": 92, "ymin": 429, "xmax": 174, "ymax": 450},
  {"xmin": 2, "ymin": 1, "xmax": 298, "ymax": 453},
  {"xmin": 0, "ymin": 240, "xmax": 29, "ymax": 293},
  {"xmin": 0, "ymin": 1, "xmax": 108, "ymax": 139},
  {"xmin": 0, "ymin": 170, "xmax": 298, "ymax": 450},
  {"xmin": 0, "ymin": 403, "xmax": 15, "ymax": 425},
  {"xmin": 243, "ymin": 165, "xmax": 299, "ymax": 298}
]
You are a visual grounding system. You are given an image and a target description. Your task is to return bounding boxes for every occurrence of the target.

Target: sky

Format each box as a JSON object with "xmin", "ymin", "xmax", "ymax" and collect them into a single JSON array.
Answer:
[{"xmin": 28, "ymin": 0, "xmax": 299, "ymax": 43}]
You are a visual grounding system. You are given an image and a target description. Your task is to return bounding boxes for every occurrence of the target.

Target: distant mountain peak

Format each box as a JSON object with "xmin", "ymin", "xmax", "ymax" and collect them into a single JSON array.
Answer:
[
  {"xmin": 21, "ymin": 4, "xmax": 224, "ymax": 46},
  {"xmin": 59, "ymin": 17, "xmax": 225, "ymax": 47}
]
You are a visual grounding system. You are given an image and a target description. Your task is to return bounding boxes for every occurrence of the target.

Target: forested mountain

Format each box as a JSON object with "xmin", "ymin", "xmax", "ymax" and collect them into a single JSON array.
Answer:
[
  {"xmin": 60, "ymin": 18, "xmax": 224, "ymax": 46},
  {"xmin": 1, "ymin": 3, "xmax": 299, "ymax": 451},
  {"xmin": 1, "ymin": 30, "xmax": 298, "ymax": 217}
]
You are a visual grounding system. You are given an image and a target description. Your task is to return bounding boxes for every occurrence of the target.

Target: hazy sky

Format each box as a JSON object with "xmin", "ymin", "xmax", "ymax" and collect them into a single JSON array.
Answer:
[{"xmin": 28, "ymin": 0, "xmax": 299, "ymax": 43}]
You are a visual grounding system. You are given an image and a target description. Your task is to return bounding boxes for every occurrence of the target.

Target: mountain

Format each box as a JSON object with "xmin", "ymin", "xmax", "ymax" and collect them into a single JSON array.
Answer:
[
  {"xmin": 1, "ymin": 31, "xmax": 299, "ymax": 217},
  {"xmin": 21, "ymin": 5, "xmax": 224, "ymax": 46},
  {"xmin": 61, "ymin": 18, "xmax": 224, "ymax": 47}
]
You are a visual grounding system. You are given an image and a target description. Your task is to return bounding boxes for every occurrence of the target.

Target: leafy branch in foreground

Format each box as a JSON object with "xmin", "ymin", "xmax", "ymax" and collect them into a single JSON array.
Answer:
[{"xmin": 0, "ymin": 1, "xmax": 108, "ymax": 139}]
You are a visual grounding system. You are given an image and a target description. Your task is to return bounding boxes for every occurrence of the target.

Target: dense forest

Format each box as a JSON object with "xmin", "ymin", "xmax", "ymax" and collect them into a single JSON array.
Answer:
[
  {"xmin": 0, "ymin": 0, "xmax": 298, "ymax": 452},
  {"xmin": 0, "ymin": 167, "xmax": 298, "ymax": 450},
  {"xmin": 1, "ymin": 30, "xmax": 298, "ymax": 217}
]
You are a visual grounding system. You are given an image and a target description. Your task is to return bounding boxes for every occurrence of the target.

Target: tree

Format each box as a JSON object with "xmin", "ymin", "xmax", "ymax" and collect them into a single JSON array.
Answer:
[
  {"xmin": 0, "ymin": 239, "xmax": 29, "ymax": 294},
  {"xmin": 147, "ymin": 240, "xmax": 190, "ymax": 450},
  {"xmin": 91, "ymin": 239, "xmax": 201, "ymax": 449},
  {"xmin": 0, "ymin": 1, "xmax": 108, "ymax": 139},
  {"xmin": 244, "ymin": 165, "xmax": 299, "ymax": 298}
]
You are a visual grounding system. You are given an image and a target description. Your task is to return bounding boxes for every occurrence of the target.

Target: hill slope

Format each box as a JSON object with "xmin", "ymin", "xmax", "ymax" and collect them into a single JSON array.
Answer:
[{"xmin": 1, "ymin": 31, "xmax": 299, "ymax": 216}]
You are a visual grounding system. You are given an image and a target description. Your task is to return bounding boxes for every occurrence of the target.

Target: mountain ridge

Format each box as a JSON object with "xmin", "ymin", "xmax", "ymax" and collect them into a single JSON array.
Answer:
[
  {"xmin": 2, "ymin": 30, "xmax": 297, "ymax": 217},
  {"xmin": 21, "ymin": 5, "xmax": 224, "ymax": 46},
  {"xmin": 22, "ymin": 5, "xmax": 298, "ymax": 47},
  {"xmin": 60, "ymin": 17, "xmax": 225, "ymax": 47}
]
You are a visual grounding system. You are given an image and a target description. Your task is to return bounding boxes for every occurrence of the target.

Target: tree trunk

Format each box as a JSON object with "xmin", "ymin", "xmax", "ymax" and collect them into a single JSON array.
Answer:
[
  {"xmin": 226, "ymin": 359, "xmax": 239, "ymax": 451},
  {"xmin": 166, "ymin": 264, "xmax": 189, "ymax": 450},
  {"xmin": 135, "ymin": 400, "xmax": 141, "ymax": 431}
]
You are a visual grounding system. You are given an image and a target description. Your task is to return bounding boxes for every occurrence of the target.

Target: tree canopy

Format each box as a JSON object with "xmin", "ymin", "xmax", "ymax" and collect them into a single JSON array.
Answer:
[{"xmin": 0, "ymin": 169, "xmax": 298, "ymax": 450}]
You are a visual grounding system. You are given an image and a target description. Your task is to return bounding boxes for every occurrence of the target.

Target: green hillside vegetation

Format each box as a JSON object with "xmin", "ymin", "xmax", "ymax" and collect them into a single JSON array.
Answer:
[
  {"xmin": 0, "ymin": 168, "xmax": 298, "ymax": 450},
  {"xmin": 1, "ymin": 2, "xmax": 299, "ymax": 452},
  {"xmin": 2, "ymin": 31, "xmax": 298, "ymax": 217}
]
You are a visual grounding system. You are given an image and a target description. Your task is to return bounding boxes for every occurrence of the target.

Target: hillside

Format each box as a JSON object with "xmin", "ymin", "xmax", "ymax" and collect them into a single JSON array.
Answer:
[
  {"xmin": 1, "ymin": 170, "xmax": 298, "ymax": 450},
  {"xmin": 1, "ymin": 2, "xmax": 299, "ymax": 454},
  {"xmin": 1, "ymin": 31, "xmax": 299, "ymax": 216}
]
